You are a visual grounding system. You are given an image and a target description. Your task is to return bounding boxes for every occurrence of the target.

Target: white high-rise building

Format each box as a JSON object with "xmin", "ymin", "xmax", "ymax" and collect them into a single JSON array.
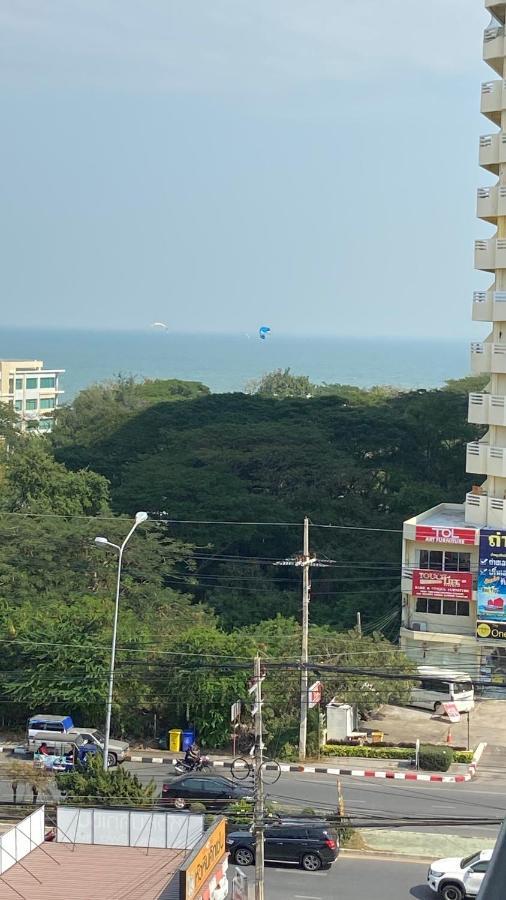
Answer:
[
  {"xmin": 0, "ymin": 359, "xmax": 64, "ymax": 433},
  {"xmin": 400, "ymin": 1, "xmax": 506, "ymax": 677}
]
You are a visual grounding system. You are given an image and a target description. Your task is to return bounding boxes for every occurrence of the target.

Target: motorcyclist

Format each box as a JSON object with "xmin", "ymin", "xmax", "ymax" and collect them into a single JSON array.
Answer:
[{"xmin": 184, "ymin": 741, "xmax": 201, "ymax": 771}]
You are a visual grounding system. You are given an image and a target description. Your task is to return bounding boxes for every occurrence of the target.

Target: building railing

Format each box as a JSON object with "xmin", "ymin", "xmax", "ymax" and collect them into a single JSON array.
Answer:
[{"xmin": 484, "ymin": 25, "xmax": 504, "ymax": 43}]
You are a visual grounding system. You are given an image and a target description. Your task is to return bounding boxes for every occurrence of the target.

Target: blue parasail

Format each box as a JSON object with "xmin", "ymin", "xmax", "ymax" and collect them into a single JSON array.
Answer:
[{"xmin": 259, "ymin": 326, "xmax": 271, "ymax": 340}]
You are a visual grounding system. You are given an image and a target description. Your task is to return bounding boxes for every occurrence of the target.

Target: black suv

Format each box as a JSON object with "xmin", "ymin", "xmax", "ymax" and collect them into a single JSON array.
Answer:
[
  {"xmin": 161, "ymin": 774, "xmax": 253, "ymax": 810},
  {"xmin": 227, "ymin": 821, "xmax": 339, "ymax": 872}
]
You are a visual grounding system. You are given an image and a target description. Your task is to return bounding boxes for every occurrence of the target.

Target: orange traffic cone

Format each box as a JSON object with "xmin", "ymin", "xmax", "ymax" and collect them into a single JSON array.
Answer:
[{"xmin": 446, "ymin": 727, "xmax": 452, "ymax": 745}]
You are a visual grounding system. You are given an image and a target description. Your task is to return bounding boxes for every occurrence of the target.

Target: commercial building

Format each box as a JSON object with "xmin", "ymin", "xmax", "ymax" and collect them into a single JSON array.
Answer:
[
  {"xmin": 400, "ymin": 0, "xmax": 506, "ymax": 679},
  {"xmin": 0, "ymin": 359, "xmax": 64, "ymax": 433},
  {"xmin": 0, "ymin": 806, "xmax": 229, "ymax": 900}
]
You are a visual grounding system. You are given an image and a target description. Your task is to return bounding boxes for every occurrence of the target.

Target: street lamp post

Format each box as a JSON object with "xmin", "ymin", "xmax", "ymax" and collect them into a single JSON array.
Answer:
[{"xmin": 95, "ymin": 511, "xmax": 148, "ymax": 771}]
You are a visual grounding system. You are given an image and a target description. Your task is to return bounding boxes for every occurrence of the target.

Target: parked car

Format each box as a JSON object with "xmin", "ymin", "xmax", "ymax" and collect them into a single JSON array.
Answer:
[
  {"xmin": 69, "ymin": 728, "xmax": 129, "ymax": 767},
  {"xmin": 227, "ymin": 821, "xmax": 339, "ymax": 872},
  {"xmin": 427, "ymin": 848, "xmax": 493, "ymax": 900},
  {"xmin": 161, "ymin": 774, "xmax": 253, "ymax": 810}
]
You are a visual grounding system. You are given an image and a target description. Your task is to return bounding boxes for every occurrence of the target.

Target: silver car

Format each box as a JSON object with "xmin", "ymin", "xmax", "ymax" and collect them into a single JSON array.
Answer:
[{"xmin": 69, "ymin": 728, "xmax": 129, "ymax": 767}]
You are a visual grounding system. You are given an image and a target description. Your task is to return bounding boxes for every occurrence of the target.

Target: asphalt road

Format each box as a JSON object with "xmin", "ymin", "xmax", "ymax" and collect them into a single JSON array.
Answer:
[
  {"xmin": 227, "ymin": 856, "xmax": 432, "ymax": 900},
  {"xmin": 123, "ymin": 763, "xmax": 505, "ymax": 839}
]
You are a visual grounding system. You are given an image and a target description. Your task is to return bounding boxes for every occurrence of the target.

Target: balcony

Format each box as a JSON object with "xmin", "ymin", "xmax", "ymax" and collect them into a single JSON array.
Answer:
[
  {"xmin": 484, "ymin": 25, "xmax": 505, "ymax": 76},
  {"xmin": 486, "ymin": 1, "xmax": 506, "ymax": 25},
  {"xmin": 477, "ymin": 185, "xmax": 506, "ymax": 222},
  {"xmin": 466, "ymin": 441, "xmax": 489, "ymax": 475},
  {"xmin": 471, "ymin": 342, "xmax": 506, "ymax": 374},
  {"xmin": 472, "ymin": 289, "xmax": 506, "ymax": 321},
  {"xmin": 466, "ymin": 490, "xmax": 506, "ymax": 528},
  {"xmin": 479, "ymin": 133, "xmax": 506, "ymax": 174},
  {"xmin": 468, "ymin": 392, "xmax": 506, "ymax": 426},
  {"xmin": 481, "ymin": 80, "xmax": 505, "ymax": 125},
  {"xmin": 475, "ymin": 237, "xmax": 506, "ymax": 271},
  {"xmin": 468, "ymin": 441, "xmax": 506, "ymax": 477}
]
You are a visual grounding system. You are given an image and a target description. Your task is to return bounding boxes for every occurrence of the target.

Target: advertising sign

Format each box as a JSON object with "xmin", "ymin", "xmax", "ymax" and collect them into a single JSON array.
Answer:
[
  {"xmin": 415, "ymin": 526, "xmax": 476, "ymax": 545},
  {"xmin": 442, "ymin": 702, "xmax": 461, "ymax": 723},
  {"xmin": 412, "ymin": 570, "xmax": 473, "ymax": 601},
  {"xmin": 308, "ymin": 681, "xmax": 322, "ymax": 709},
  {"xmin": 182, "ymin": 818, "xmax": 226, "ymax": 900},
  {"xmin": 477, "ymin": 621, "xmax": 506, "ymax": 642},
  {"xmin": 230, "ymin": 700, "xmax": 241, "ymax": 723},
  {"xmin": 477, "ymin": 529, "xmax": 506, "ymax": 624}
]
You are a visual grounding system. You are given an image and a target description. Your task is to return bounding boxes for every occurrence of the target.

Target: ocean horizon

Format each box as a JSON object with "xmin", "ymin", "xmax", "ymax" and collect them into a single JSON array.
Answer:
[{"xmin": 0, "ymin": 328, "xmax": 474, "ymax": 401}]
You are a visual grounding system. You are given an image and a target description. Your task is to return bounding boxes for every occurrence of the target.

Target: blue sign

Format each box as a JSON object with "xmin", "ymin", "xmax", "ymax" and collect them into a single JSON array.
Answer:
[{"xmin": 477, "ymin": 529, "xmax": 506, "ymax": 623}]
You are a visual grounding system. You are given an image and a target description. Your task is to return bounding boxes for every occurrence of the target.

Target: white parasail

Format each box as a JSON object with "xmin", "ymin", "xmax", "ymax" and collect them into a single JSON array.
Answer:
[{"xmin": 151, "ymin": 322, "xmax": 169, "ymax": 330}]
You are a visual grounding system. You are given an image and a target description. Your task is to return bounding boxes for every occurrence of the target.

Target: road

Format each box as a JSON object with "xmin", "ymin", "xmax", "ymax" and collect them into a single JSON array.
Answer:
[
  {"xmin": 123, "ymin": 763, "xmax": 506, "ymax": 839},
  {"xmin": 227, "ymin": 856, "xmax": 432, "ymax": 899}
]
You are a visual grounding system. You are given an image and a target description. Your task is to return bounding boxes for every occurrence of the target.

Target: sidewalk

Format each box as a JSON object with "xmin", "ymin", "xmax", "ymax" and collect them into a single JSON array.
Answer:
[
  {"xmin": 125, "ymin": 744, "xmax": 486, "ymax": 783},
  {"xmin": 360, "ymin": 830, "xmax": 492, "ymax": 859}
]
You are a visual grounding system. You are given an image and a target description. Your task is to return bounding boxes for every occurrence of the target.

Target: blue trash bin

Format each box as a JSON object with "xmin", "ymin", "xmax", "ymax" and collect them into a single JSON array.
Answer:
[{"xmin": 182, "ymin": 730, "xmax": 195, "ymax": 752}]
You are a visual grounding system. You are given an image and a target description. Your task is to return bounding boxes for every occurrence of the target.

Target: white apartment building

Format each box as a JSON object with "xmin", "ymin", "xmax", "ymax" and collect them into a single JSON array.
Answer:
[
  {"xmin": 400, "ymin": 1, "xmax": 506, "ymax": 679},
  {"xmin": 0, "ymin": 359, "xmax": 64, "ymax": 433}
]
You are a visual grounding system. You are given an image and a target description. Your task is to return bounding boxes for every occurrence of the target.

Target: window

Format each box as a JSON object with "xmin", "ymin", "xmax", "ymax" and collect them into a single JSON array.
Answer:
[
  {"xmin": 415, "ymin": 598, "xmax": 469, "ymax": 616},
  {"xmin": 40, "ymin": 377, "xmax": 55, "ymax": 388},
  {"xmin": 419, "ymin": 550, "xmax": 471, "ymax": 572},
  {"xmin": 26, "ymin": 377, "xmax": 38, "ymax": 389},
  {"xmin": 470, "ymin": 861, "xmax": 489, "ymax": 873},
  {"xmin": 25, "ymin": 399, "xmax": 37, "ymax": 411},
  {"xmin": 15, "ymin": 378, "xmax": 22, "ymax": 389},
  {"xmin": 40, "ymin": 398, "xmax": 55, "ymax": 410},
  {"xmin": 14, "ymin": 400, "xmax": 22, "ymax": 411}
]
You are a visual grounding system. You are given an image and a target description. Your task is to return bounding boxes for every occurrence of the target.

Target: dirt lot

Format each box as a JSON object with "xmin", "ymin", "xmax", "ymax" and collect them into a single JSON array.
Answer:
[{"xmin": 362, "ymin": 700, "xmax": 506, "ymax": 749}]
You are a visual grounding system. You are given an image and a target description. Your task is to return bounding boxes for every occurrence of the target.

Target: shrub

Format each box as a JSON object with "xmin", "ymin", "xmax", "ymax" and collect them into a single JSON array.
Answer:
[
  {"xmin": 418, "ymin": 744, "xmax": 454, "ymax": 772},
  {"xmin": 454, "ymin": 751, "xmax": 473, "ymax": 764},
  {"xmin": 322, "ymin": 745, "xmax": 413, "ymax": 760}
]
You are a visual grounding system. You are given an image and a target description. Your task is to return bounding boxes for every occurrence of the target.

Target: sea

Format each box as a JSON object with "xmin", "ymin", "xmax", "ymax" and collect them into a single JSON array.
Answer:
[{"xmin": 0, "ymin": 328, "xmax": 473, "ymax": 401}]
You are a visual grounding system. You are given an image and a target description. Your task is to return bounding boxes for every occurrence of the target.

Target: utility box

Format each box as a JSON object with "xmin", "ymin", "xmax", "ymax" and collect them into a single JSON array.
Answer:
[{"xmin": 325, "ymin": 701, "xmax": 357, "ymax": 743}]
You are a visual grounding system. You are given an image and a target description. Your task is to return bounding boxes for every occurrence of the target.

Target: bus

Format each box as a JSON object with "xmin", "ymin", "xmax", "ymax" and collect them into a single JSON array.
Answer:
[{"xmin": 410, "ymin": 667, "xmax": 475, "ymax": 713}]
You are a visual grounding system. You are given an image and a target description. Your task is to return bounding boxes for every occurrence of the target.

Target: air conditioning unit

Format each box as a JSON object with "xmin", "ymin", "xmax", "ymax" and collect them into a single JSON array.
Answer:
[{"xmin": 411, "ymin": 622, "xmax": 428, "ymax": 632}]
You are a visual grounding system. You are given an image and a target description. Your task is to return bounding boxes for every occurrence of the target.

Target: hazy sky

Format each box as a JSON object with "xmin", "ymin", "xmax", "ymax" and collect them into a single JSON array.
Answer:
[{"xmin": 0, "ymin": 1, "xmax": 495, "ymax": 337}]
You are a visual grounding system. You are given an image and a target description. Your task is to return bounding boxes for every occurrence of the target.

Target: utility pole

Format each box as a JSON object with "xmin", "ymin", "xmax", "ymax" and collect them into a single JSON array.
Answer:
[
  {"xmin": 274, "ymin": 518, "xmax": 333, "ymax": 761},
  {"xmin": 299, "ymin": 516, "xmax": 310, "ymax": 761},
  {"xmin": 249, "ymin": 655, "xmax": 265, "ymax": 900}
]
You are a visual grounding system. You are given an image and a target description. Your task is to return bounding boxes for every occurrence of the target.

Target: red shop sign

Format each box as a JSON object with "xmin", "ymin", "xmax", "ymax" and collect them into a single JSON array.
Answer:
[
  {"xmin": 415, "ymin": 525, "xmax": 476, "ymax": 546},
  {"xmin": 412, "ymin": 569, "xmax": 473, "ymax": 601}
]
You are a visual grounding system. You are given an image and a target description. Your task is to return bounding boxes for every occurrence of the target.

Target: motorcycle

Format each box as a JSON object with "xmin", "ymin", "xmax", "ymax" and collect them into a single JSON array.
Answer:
[{"xmin": 174, "ymin": 755, "xmax": 210, "ymax": 775}]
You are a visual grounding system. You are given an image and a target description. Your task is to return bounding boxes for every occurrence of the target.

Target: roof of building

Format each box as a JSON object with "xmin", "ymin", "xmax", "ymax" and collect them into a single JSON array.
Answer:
[
  {"xmin": 0, "ymin": 843, "xmax": 186, "ymax": 899},
  {"xmin": 404, "ymin": 502, "xmax": 467, "ymax": 529}
]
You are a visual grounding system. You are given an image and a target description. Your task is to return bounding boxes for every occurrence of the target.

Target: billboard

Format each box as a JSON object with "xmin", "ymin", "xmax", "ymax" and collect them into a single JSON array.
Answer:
[
  {"xmin": 415, "ymin": 525, "xmax": 476, "ymax": 545},
  {"xmin": 477, "ymin": 529, "xmax": 506, "ymax": 625},
  {"xmin": 412, "ymin": 570, "xmax": 473, "ymax": 601},
  {"xmin": 477, "ymin": 621, "xmax": 506, "ymax": 641}
]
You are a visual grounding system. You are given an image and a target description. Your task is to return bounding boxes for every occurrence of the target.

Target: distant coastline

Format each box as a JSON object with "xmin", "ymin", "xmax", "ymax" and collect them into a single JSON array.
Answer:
[{"xmin": 0, "ymin": 328, "xmax": 472, "ymax": 401}]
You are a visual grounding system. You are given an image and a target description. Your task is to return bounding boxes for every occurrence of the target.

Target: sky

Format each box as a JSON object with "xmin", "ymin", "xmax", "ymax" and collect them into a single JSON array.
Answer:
[{"xmin": 0, "ymin": 0, "xmax": 496, "ymax": 338}]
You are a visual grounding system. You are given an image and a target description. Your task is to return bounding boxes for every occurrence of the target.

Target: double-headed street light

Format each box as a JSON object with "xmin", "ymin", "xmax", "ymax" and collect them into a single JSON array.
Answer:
[{"xmin": 95, "ymin": 511, "xmax": 148, "ymax": 771}]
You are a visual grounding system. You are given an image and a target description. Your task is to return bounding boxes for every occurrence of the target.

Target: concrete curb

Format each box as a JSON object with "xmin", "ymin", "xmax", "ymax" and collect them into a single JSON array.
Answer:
[
  {"xmin": 125, "ymin": 754, "xmax": 478, "ymax": 783},
  {"xmin": 341, "ymin": 848, "xmax": 434, "ymax": 863},
  {"xmin": 468, "ymin": 741, "xmax": 487, "ymax": 779}
]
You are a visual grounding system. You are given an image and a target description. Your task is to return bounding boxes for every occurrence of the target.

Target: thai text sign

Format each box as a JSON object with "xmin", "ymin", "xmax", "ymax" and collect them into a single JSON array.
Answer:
[
  {"xmin": 415, "ymin": 526, "xmax": 476, "ymax": 545},
  {"xmin": 182, "ymin": 818, "xmax": 226, "ymax": 900},
  {"xmin": 477, "ymin": 529, "xmax": 506, "ymax": 624},
  {"xmin": 412, "ymin": 570, "xmax": 472, "ymax": 601}
]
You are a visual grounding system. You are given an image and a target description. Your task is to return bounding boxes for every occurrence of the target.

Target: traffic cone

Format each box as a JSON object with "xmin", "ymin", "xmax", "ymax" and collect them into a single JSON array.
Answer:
[{"xmin": 446, "ymin": 727, "xmax": 452, "ymax": 745}]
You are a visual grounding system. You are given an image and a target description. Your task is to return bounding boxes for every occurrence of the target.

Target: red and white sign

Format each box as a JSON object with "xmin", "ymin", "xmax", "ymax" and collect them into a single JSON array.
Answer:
[
  {"xmin": 412, "ymin": 570, "xmax": 473, "ymax": 601},
  {"xmin": 415, "ymin": 526, "xmax": 476, "ymax": 546},
  {"xmin": 308, "ymin": 681, "xmax": 322, "ymax": 708},
  {"xmin": 442, "ymin": 702, "xmax": 461, "ymax": 723}
]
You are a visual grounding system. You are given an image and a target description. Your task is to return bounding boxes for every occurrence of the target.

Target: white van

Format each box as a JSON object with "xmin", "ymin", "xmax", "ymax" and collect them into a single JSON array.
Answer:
[{"xmin": 410, "ymin": 667, "xmax": 474, "ymax": 713}]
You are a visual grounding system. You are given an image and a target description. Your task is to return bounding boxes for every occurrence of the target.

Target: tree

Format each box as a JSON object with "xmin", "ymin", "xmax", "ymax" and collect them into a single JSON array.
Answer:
[
  {"xmin": 56, "ymin": 753, "xmax": 155, "ymax": 806},
  {"xmin": 246, "ymin": 368, "xmax": 314, "ymax": 398},
  {"xmin": 0, "ymin": 439, "xmax": 110, "ymax": 516}
]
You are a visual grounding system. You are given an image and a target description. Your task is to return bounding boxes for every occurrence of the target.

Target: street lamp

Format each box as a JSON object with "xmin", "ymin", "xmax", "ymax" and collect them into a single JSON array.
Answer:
[{"xmin": 94, "ymin": 511, "xmax": 148, "ymax": 770}]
